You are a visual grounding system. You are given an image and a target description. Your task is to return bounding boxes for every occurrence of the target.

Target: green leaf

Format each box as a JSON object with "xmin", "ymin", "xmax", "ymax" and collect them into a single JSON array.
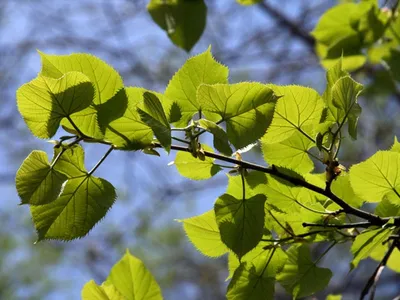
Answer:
[
  {"xmin": 331, "ymin": 174, "xmax": 363, "ymax": 208},
  {"xmin": 39, "ymin": 51, "xmax": 125, "ymax": 138},
  {"xmin": 390, "ymin": 136, "xmax": 400, "ymax": 153},
  {"xmin": 226, "ymin": 171, "xmax": 267, "ymax": 198},
  {"xmin": 236, "ymin": 0, "xmax": 262, "ymax": 5},
  {"xmin": 30, "ymin": 145, "xmax": 116, "ymax": 241},
  {"xmin": 16, "ymin": 151, "xmax": 67, "ymax": 205},
  {"xmin": 214, "ymin": 193, "xmax": 266, "ymax": 259},
  {"xmin": 227, "ymin": 262, "xmax": 274, "ymax": 300},
  {"xmin": 350, "ymin": 151, "xmax": 400, "ymax": 202},
  {"xmin": 228, "ymin": 240, "xmax": 287, "ymax": 280},
  {"xmin": 277, "ymin": 244, "xmax": 332, "ymax": 298},
  {"xmin": 177, "ymin": 209, "xmax": 228, "ymax": 257},
  {"xmin": 326, "ymin": 295, "xmax": 342, "ymax": 300},
  {"xmin": 370, "ymin": 243, "xmax": 400, "ymax": 273},
  {"xmin": 384, "ymin": 49, "xmax": 400, "ymax": 82},
  {"xmin": 16, "ymin": 72, "xmax": 94, "ymax": 139},
  {"xmin": 105, "ymin": 87, "xmax": 154, "ymax": 150},
  {"xmin": 375, "ymin": 192, "xmax": 400, "ymax": 217},
  {"xmin": 350, "ymin": 227, "xmax": 393, "ymax": 268},
  {"xmin": 138, "ymin": 92, "xmax": 171, "ymax": 152},
  {"xmin": 261, "ymin": 132, "xmax": 314, "ymax": 174},
  {"xmin": 165, "ymin": 47, "xmax": 229, "ymax": 127},
  {"xmin": 262, "ymin": 85, "xmax": 324, "ymax": 144},
  {"xmin": 147, "ymin": 0, "xmax": 206, "ymax": 52},
  {"xmin": 174, "ymin": 144, "xmax": 221, "ymax": 180},
  {"xmin": 39, "ymin": 51, "xmax": 123, "ymax": 106},
  {"xmin": 331, "ymin": 76, "xmax": 363, "ymax": 139},
  {"xmin": 105, "ymin": 250, "xmax": 162, "ymax": 300},
  {"xmin": 82, "ymin": 281, "xmax": 125, "ymax": 300},
  {"xmin": 53, "ymin": 146, "xmax": 87, "ymax": 178},
  {"xmin": 197, "ymin": 119, "xmax": 232, "ymax": 156},
  {"xmin": 31, "ymin": 175, "xmax": 116, "ymax": 241},
  {"xmin": 198, "ymin": 82, "xmax": 277, "ymax": 149},
  {"xmin": 311, "ymin": 3, "xmax": 360, "ymax": 46}
]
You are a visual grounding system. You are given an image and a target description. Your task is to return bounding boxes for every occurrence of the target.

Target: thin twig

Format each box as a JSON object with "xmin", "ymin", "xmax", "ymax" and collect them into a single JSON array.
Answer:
[
  {"xmin": 88, "ymin": 145, "xmax": 114, "ymax": 175},
  {"xmin": 360, "ymin": 240, "xmax": 398, "ymax": 300},
  {"xmin": 303, "ymin": 222, "xmax": 373, "ymax": 229}
]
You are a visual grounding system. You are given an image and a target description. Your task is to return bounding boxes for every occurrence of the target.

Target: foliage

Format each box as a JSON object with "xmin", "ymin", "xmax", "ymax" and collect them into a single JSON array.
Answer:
[{"xmin": 14, "ymin": 1, "xmax": 400, "ymax": 299}]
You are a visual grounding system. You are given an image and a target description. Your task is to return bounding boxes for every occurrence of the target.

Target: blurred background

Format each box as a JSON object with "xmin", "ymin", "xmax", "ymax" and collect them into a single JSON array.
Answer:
[{"xmin": 1, "ymin": 0, "xmax": 400, "ymax": 299}]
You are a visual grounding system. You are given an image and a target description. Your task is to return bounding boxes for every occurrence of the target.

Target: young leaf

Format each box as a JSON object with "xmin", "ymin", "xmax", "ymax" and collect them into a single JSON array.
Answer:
[
  {"xmin": 105, "ymin": 87, "xmax": 154, "ymax": 150},
  {"xmin": 82, "ymin": 281, "xmax": 124, "ymax": 300},
  {"xmin": 261, "ymin": 132, "xmax": 314, "ymax": 174},
  {"xmin": 390, "ymin": 136, "xmax": 400, "ymax": 153},
  {"xmin": 227, "ymin": 247, "xmax": 287, "ymax": 299},
  {"xmin": 174, "ymin": 144, "xmax": 221, "ymax": 180},
  {"xmin": 331, "ymin": 76, "xmax": 363, "ymax": 139},
  {"xmin": 331, "ymin": 175, "xmax": 363, "ymax": 208},
  {"xmin": 277, "ymin": 244, "xmax": 332, "ymax": 298},
  {"xmin": 375, "ymin": 194, "xmax": 400, "ymax": 217},
  {"xmin": 370, "ymin": 243, "xmax": 400, "ymax": 273},
  {"xmin": 31, "ymin": 175, "xmax": 116, "ymax": 241},
  {"xmin": 177, "ymin": 209, "xmax": 228, "ymax": 257},
  {"xmin": 197, "ymin": 82, "xmax": 277, "ymax": 149},
  {"xmin": 16, "ymin": 72, "xmax": 94, "ymax": 139},
  {"xmin": 165, "ymin": 47, "xmax": 229, "ymax": 127},
  {"xmin": 138, "ymin": 92, "xmax": 171, "ymax": 152},
  {"xmin": 214, "ymin": 193, "xmax": 266, "ymax": 259},
  {"xmin": 350, "ymin": 151, "xmax": 400, "ymax": 203},
  {"xmin": 197, "ymin": 119, "xmax": 232, "ymax": 156},
  {"xmin": 228, "ymin": 241, "xmax": 287, "ymax": 280},
  {"xmin": 236, "ymin": 0, "xmax": 262, "ymax": 5},
  {"xmin": 39, "ymin": 51, "xmax": 123, "ymax": 106},
  {"xmin": 350, "ymin": 227, "xmax": 393, "ymax": 269},
  {"xmin": 147, "ymin": 0, "xmax": 206, "ymax": 52},
  {"xmin": 39, "ymin": 51, "xmax": 125, "ymax": 138},
  {"xmin": 16, "ymin": 151, "xmax": 67, "ymax": 205},
  {"xmin": 52, "ymin": 146, "xmax": 87, "ymax": 178},
  {"xmin": 226, "ymin": 262, "xmax": 275, "ymax": 300},
  {"xmin": 262, "ymin": 85, "xmax": 324, "ymax": 144},
  {"xmin": 105, "ymin": 250, "xmax": 162, "ymax": 300}
]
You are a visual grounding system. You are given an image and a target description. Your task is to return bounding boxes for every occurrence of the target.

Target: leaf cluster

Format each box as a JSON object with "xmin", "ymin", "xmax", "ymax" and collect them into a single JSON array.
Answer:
[{"xmin": 15, "ymin": 45, "xmax": 400, "ymax": 299}]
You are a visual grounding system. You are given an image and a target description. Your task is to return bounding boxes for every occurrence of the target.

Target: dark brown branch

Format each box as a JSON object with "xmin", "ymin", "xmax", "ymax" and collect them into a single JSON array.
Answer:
[
  {"xmin": 360, "ymin": 240, "xmax": 398, "ymax": 300},
  {"xmin": 258, "ymin": 1, "xmax": 315, "ymax": 50},
  {"xmin": 155, "ymin": 143, "xmax": 399, "ymax": 227},
  {"xmin": 303, "ymin": 222, "xmax": 372, "ymax": 229}
]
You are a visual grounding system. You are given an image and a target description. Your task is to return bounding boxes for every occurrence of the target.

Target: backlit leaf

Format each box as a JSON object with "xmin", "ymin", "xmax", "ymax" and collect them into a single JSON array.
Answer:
[
  {"xmin": 277, "ymin": 244, "xmax": 332, "ymax": 298},
  {"xmin": 165, "ymin": 47, "xmax": 228, "ymax": 127},
  {"xmin": 147, "ymin": 0, "xmax": 206, "ymax": 52},
  {"xmin": 105, "ymin": 250, "xmax": 162, "ymax": 300},
  {"xmin": 31, "ymin": 175, "xmax": 116, "ymax": 241},
  {"xmin": 350, "ymin": 151, "xmax": 400, "ymax": 202},
  {"xmin": 198, "ymin": 82, "xmax": 277, "ymax": 149},
  {"xmin": 262, "ymin": 85, "xmax": 324, "ymax": 144},
  {"xmin": 105, "ymin": 87, "xmax": 154, "ymax": 150},
  {"xmin": 261, "ymin": 132, "xmax": 314, "ymax": 174},
  {"xmin": 197, "ymin": 119, "xmax": 232, "ymax": 156},
  {"xmin": 16, "ymin": 151, "xmax": 67, "ymax": 205},
  {"xmin": 82, "ymin": 281, "xmax": 124, "ymax": 300},
  {"xmin": 177, "ymin": 209, "xmax": 228, "ymax": 257},
  {"xmin": 16, "ymin": 72, "xmax": 94, "ymax": 139},
  {"xmin": 138, "ymin": 92, "xmax": 171, "ymax": 152},
  {"xmin": 331, "ymin": 76, "xmax": 363, "ymax": 139},
  {"xmin": 174, "ymin": 144, "xmax": 221, "ymax": 180},
  {"xmin": 214, "ymin": 193, "xmax": 266, "ymax": 259},
  {"xmin": 350, "ymin": 227, "xmax": 393, "ymax": 269}
]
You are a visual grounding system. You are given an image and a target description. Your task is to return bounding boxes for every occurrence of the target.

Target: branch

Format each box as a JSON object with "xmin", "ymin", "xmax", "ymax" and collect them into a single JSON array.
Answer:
[
  {"xmin": 258, "ymin": 1, "xmax": 315, "ymax": 50},
  {"xmin": 360, "ymin": 240, "xmax": 398, "ymax": 300},
  {"xmin": 303, "ymin": 222, "xmax": 372, "ymax": 229},
  {"xmin": 155, "ymin": 143, "xmax": 396, "ymax": 226}
]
